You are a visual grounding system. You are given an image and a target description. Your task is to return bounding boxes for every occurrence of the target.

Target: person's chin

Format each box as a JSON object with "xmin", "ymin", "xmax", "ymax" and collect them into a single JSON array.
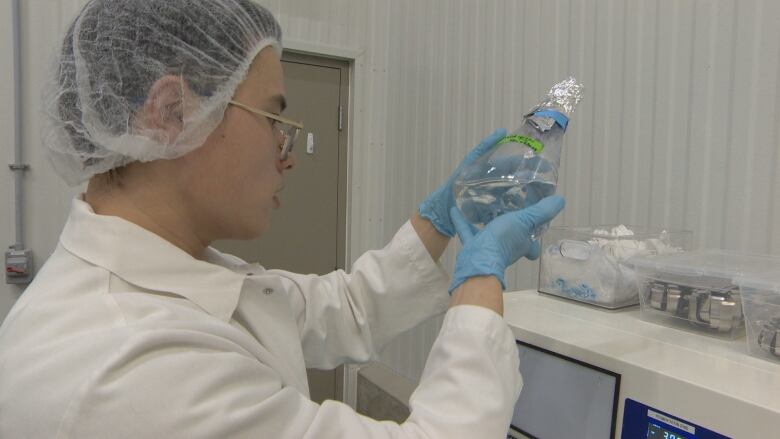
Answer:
[
  {"xmin": 243, "ymin": 219, "xmax": 269, "ymax": 239},
  {"xmin": 231, "ymin": 215, "xmax": 269, "ymax": 240},
  {"xmin": 255, "ymin": 221, "xmax": 270, "ymax": 238}
]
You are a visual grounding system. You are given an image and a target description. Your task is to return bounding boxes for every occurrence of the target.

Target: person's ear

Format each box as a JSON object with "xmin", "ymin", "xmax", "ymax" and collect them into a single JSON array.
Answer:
[{"xmin": 136, "ymin": 75, "xmax": 190, "ymax": 143}]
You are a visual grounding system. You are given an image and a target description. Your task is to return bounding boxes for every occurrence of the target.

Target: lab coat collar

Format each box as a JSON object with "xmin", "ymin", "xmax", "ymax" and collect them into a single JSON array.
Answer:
[{"xmin": 59, "ymin": 196, "xmax": 245, "ymax": 321}]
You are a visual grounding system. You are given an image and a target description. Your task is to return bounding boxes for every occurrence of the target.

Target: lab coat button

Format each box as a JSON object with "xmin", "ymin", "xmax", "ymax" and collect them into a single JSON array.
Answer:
[{"xmin": 263, "ymin": 288, "xmax": 274, "ymax": 295}]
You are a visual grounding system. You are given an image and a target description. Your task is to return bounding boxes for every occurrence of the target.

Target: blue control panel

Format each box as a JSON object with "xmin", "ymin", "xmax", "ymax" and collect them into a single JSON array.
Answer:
[{"xmin": 621, "ymin": 399, "xmax": 730, "ymax": 439}]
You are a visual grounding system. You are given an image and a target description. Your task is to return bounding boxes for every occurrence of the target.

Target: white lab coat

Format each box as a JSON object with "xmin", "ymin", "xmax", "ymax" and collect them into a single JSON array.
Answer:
[{"xmin": 0, "ymin": 197, "xmax": 522, "ymax": 438}]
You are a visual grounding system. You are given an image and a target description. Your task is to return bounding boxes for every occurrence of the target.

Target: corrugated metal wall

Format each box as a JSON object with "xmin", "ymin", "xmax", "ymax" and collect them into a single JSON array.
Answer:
[
  {"xmin": 2, "ymin": 0, "xmax": 779, "ymax": 383},
  {"xmin": 365, "ymin": 0, "xmax": 780, "ymax": 381}
]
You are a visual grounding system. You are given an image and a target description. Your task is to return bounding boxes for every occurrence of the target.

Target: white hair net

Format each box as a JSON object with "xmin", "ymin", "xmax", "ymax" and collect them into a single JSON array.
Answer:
[{"xmin": 44, "ymin": 0, "xmax": 283, "ymax": 185}]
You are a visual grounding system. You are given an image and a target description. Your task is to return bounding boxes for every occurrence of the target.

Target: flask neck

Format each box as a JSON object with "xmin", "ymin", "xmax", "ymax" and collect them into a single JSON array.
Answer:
[{"xmin": 531, "ymin": 109, "xmax": 569, "ymax": 131}]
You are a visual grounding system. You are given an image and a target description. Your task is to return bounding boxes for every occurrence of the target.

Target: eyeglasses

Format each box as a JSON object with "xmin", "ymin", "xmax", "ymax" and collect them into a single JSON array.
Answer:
[{"xmin": 228, "ymin": 100, "xmax": 303, "ymax": 161}]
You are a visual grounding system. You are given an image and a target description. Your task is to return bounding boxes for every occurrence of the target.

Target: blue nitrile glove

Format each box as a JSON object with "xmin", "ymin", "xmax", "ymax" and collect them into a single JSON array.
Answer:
[
  {"xmin": 448, "ymin": 195, "xmax": 566, "ymax": 293},
  {"xmin": 418, "ymin": 128, "xmax": 507, "ymax": 237}
]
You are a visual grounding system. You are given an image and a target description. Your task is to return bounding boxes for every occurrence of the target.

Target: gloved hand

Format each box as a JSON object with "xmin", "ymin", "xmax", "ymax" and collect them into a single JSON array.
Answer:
[
  {"xmin": 418, "ymin": 128, "xmax": 507, "ymax": 237},
  {"xmin": 449, "ymin": 195, "xmax": 565, "ymax": 293}
]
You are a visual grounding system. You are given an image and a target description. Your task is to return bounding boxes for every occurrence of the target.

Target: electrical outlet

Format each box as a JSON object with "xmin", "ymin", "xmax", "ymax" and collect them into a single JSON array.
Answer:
[{"xmin": 5, "ymin": 249, "xmax": 33, "ymax": 284}]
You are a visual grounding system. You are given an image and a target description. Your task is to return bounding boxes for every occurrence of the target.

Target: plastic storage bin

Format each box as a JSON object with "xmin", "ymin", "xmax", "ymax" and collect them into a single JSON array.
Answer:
[
  {"xmin": 629, "ymin": 250, "xmax": 780, "ymax": 339},
  {"xmin": 736, "ymin": 272, "xmax": 780, "ymax": 363},
  {"xmin": 538, "ymin": 225, "xmax": 692, "ymax": 309}
]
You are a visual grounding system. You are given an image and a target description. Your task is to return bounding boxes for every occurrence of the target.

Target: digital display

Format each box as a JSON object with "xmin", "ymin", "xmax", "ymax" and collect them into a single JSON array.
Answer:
[
  {"xmin": 623, "ymin": 399, "xmax": 730, "ymax": 439},
  {"xmin": 648, "ymin": 423, "xmax": 691, "ymax": 439},
  {"xmin": 510, "ymin": 342, "xmax": 618, "ymax": 438}
]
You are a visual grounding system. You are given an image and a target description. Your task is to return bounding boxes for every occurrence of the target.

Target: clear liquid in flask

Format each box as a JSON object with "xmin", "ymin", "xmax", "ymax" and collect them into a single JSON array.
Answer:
[{"xmin": 454, "ymin": 179, "xmax": 556, "ymax": 232}]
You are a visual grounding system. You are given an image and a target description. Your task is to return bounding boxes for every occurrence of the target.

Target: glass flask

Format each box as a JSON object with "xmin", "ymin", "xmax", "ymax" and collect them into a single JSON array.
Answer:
[{"xmin": 453, "ymin": 76, "xmax": 583, "ymax": 238}]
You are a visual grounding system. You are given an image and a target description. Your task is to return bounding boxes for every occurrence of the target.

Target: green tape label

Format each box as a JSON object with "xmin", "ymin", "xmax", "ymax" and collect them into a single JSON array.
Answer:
[{"xmin": 497, "ymin": 135, "xmax": 544, "ymax": 153}]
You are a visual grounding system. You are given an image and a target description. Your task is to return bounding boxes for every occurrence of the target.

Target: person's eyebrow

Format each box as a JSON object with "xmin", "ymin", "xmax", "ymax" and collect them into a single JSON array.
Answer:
[{"xmin": 268, "ymin": 94, "xmax": 287, "ymax": 113}]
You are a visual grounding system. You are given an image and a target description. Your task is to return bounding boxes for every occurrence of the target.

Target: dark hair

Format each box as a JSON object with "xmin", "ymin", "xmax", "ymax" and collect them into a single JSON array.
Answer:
[{"xmin": 54, "ymin": 0, "xmax": 281, "ymax": 170}]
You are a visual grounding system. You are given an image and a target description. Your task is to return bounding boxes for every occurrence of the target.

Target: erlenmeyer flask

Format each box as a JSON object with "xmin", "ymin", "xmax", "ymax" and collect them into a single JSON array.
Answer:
[{"xmin": 453, "ymin": 77, "xmax": 583, "ymax": 238}]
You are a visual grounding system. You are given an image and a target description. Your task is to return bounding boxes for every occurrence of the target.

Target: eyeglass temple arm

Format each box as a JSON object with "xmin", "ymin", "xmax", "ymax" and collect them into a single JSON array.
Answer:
[{"xmin": 228, "ymin": 100, "xmax": 304, "ymax": 129}]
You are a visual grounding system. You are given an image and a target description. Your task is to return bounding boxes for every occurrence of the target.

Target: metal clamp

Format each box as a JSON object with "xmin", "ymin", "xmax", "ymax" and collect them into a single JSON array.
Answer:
[
  {"xmin": 757, "ymin": 318, "xmax": 780, "ymax": 357},
  {"xmin": 689, "ymin": 288, "xmax": 742, "ymax": 332},
  {"xmin": 665, "ymin": 285, "xmax": 687, "ymax": 316},
  {"xmin": 648, "ymin": 283, "xmax": 688, "ymax": 316},
  {"xmin": 647, "ymin": 282, "xmax": 743, "ymax": 333},
  {"xmin": 648, "ymin": 282, "xmax": 667, "ymax": 311},
  {"xmin": 711, "ymin": 291, "xmax": 743, "ymax": 332}
]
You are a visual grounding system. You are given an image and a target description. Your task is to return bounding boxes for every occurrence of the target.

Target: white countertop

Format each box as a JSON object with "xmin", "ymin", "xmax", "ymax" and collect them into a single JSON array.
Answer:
[{"xmin": 503, "ymin": 290, "xmax": 780, "ymax": 415}]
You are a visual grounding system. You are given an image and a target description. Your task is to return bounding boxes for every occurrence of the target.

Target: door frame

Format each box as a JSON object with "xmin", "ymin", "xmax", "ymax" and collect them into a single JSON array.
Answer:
[{"xmin": 281, "ymin": 46, "xmax": 360, "ymax": 407}]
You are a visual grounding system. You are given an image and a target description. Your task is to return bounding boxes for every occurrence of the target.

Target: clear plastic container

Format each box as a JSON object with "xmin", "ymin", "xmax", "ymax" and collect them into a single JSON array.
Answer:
[
  {"xmin": 538, "ymin": 225, "xmax": 692, "ymax": 309},
  {"xmin": 629, "ymin": 250, "xmax": 780, "ymax": 339},
  {"xmin": 735, "ymin": 272, "xmax": 780, "ymax": 363}
]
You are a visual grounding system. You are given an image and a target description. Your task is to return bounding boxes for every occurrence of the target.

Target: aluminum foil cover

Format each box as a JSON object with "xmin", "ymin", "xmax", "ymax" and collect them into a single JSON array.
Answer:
[{"xmin": 540, "ymin": 76, "xmax": 584, "ymax": 116}]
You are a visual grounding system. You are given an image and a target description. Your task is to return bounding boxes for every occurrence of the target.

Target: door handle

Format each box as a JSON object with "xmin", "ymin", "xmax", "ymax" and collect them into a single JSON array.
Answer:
[{"xmin": 307, "ymin": 132, "xmax": 315, "ymax": 154}]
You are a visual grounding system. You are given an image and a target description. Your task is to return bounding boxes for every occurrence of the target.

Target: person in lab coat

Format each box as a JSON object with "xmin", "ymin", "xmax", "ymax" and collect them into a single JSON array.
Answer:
[{"xmin": 0, "ymin": 1, "xmax": 564, "ymax": 438}]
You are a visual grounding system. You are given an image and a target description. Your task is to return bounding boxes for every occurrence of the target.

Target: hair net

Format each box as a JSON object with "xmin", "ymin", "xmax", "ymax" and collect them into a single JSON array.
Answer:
[{"xmin": 43, "ymin": 0, "xmax": 283, "ymax": 185}]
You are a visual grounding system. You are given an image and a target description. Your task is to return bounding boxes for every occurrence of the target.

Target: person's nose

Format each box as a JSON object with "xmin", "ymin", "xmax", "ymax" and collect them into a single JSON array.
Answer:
[{"xmin": 281, "ymin": 151, "xmax": 296, "ymax": 170}]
